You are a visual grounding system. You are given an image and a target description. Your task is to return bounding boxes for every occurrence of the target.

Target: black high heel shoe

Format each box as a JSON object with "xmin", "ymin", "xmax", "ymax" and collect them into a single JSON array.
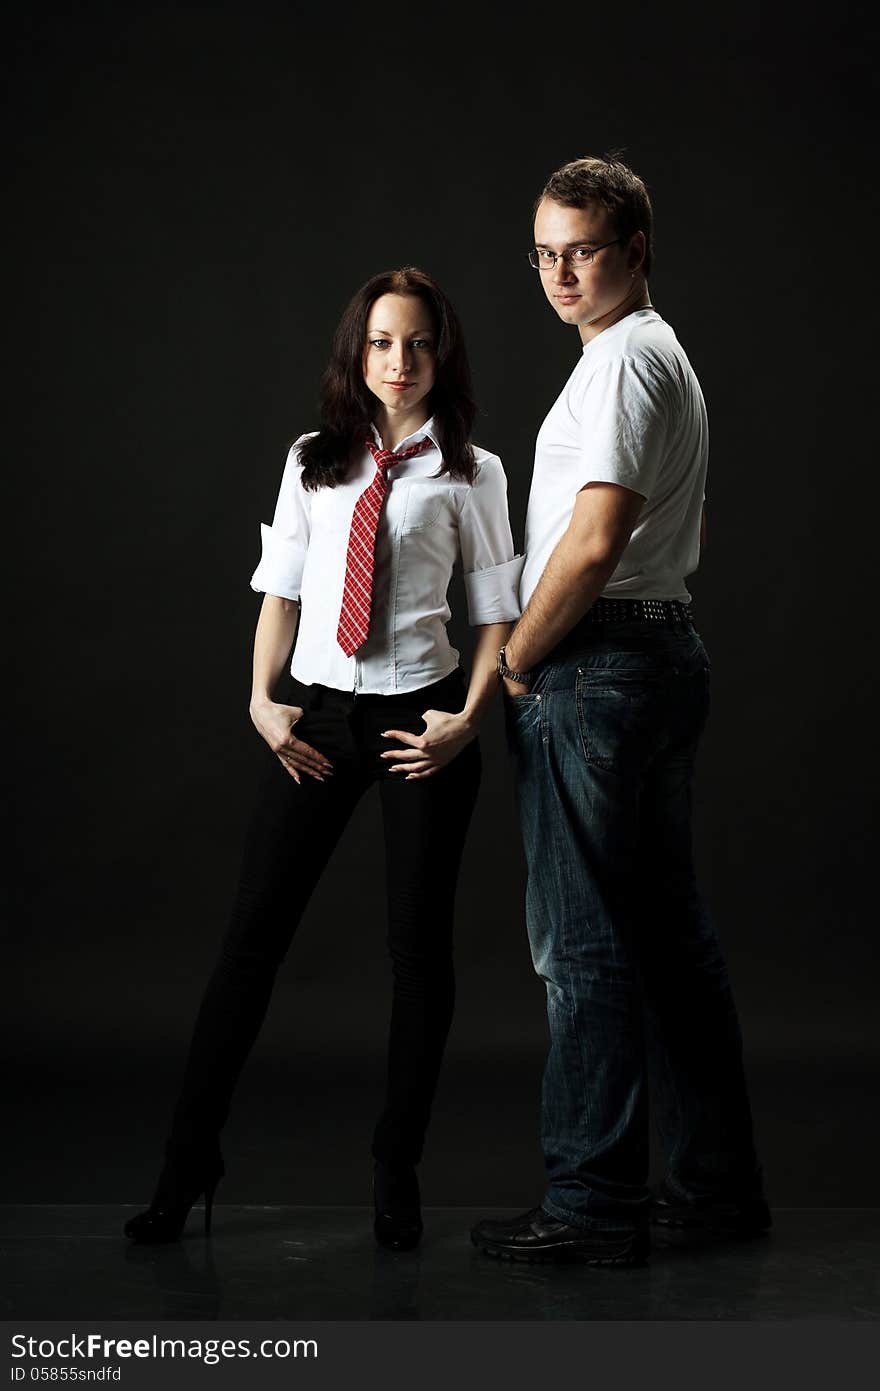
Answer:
[
  {"xmin": 372, "ymin": 1161, "xmax": 423, "ymax": 1252},
  {"xmin": 124, "ymin": 1158, "xmax": 225, "ymax": 1244}
]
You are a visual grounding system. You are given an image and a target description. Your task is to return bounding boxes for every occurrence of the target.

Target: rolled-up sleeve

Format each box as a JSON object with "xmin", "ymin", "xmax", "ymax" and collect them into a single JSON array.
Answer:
[
  {"xmin": 459, "ymin": 454, "xmax": 524, "ymax": 624},
  {"xmin": 249, "ymin": 440, "xmax": 311, "ymax": 601}
]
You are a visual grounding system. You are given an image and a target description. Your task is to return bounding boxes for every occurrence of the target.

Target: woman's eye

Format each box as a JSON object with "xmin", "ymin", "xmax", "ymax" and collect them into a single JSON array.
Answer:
[
  {"xmin": 411, "ymin": 339, "xmax": 432, "ymax": 350},
  {"xmin": 369, "ymin": 338, "xmax": 391, "ymax": 348}
]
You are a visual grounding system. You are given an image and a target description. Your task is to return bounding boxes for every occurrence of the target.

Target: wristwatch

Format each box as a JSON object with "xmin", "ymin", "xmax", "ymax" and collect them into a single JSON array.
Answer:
[{"xmin": 497, "ymin": 647, "xmax": 534, "ymax": 685}]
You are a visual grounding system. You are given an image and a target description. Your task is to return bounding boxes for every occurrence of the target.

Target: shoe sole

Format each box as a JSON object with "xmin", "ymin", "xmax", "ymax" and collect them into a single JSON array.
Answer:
[{"xmin": 471, "ymin": 1233, "xmax": 649, "ymax": 1267}]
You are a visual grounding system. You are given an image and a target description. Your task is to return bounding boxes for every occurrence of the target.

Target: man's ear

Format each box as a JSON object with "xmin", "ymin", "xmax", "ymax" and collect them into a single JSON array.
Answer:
[{"xmin": 627, "ymin": 231, "xmax": 647, "ymax": 275}]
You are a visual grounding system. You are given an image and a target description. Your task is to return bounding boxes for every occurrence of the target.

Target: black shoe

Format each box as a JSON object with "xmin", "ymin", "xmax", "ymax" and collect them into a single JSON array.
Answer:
[
  {"xmin": 470, "ymin": 1207, "xmax": 649, "ymax": 1266},
  {"xmin": 124, "ymin": 1158, "xmax": 225, "ymax": 1244},
  {"xmin": 651, "ymin": 1183, "xmax": 772, "ymax": 1244},
  {"xmin": 373, "ymin": 1162, "xmax": 423, "ymax": 1252}
]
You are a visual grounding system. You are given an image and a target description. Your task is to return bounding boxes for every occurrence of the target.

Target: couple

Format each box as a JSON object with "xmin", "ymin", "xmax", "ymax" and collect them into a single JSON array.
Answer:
[{"xmin": 125, "ymin": 155, "xmax": 769, "ymax": 1265}]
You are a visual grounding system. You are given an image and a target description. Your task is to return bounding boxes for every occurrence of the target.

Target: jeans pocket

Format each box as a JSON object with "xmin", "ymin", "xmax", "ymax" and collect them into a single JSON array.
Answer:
[
  {"xmin": 575, "ymin": 668, "xmax": 663, "ymax": 771},
  {"xmin": 503, "ymin": 692, "xmax": 545, "ymax": 755},
  {"xmin": 291, "ymin": 683, "xmax": 349, "ymax": 759}
]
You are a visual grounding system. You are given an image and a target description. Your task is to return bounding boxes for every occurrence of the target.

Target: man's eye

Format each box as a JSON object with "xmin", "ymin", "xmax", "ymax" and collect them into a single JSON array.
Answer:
[
  {"xmin": 571, "ymin": 247, "xmax": 593, "ymax": 261},
  {"xmin": 536, "ymin": 251, "xmax": 555, "ymax": 265}
]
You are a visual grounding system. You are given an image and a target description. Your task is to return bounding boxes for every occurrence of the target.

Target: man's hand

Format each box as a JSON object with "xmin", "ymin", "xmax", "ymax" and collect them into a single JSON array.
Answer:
[{"xmin": 380, "ymin": 708, "xmax": 476, "ymax": 780}]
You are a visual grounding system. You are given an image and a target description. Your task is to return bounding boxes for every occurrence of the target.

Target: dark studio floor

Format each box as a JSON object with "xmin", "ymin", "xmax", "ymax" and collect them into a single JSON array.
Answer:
[
  {"xmin": 3, "ymin": 1205, "xmax": 879, "ymax": 1321},
  {"xmin": 3, "ymin": 1046, "xmax": 880, "ymax": 1322}
]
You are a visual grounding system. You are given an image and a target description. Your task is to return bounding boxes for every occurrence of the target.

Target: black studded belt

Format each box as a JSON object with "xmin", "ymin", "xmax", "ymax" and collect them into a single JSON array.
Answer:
[
  {"xmin": 582, "ymin": 597, "xmax": 692, "ymax": 624},
  {"xmin": 547, "ymin": 598, "xmax": 695, "ymax": 661}
]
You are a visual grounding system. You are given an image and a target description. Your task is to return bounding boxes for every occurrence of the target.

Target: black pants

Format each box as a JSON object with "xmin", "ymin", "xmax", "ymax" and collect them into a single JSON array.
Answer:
[{"xmin": 159, "ymin": 668, "xmax": 481, "ymax": 1191}]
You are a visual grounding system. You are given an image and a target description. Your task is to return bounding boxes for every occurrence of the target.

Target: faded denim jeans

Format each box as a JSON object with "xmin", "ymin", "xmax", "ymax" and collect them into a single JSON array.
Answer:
[{"xmin": 507, "ymin": 614, "xmax": 763, "ymax": 1233}]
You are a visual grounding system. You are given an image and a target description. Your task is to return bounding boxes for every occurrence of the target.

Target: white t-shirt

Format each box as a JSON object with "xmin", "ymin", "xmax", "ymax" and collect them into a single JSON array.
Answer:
[
  {"xmin": 520, "ymin": 308, "xmax": 708, "ymax": 607},
  {"xmin": 250, "ymin": 418, "xmax": 523, "ymax": 695}
]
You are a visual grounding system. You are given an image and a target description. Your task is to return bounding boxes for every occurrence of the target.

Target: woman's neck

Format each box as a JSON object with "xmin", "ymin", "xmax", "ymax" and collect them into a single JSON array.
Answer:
[{"xmin": 373, "ymin": 406, "xmax": 431, "ymax": 453}]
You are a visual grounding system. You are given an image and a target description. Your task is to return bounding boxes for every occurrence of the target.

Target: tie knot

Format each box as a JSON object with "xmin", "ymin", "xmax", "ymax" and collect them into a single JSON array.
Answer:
[{"xmin": 367, "ymin": 435, "xmax": 434, "ymax": 473}]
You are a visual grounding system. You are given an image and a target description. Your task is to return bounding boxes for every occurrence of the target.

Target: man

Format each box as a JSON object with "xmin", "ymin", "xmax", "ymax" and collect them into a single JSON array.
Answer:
[{"xmin": 471, "ymin": 156, "xmax": 769, "ymax": 1266}]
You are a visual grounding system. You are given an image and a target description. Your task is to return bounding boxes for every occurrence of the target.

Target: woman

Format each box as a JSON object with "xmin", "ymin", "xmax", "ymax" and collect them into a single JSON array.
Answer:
[{"xmin": 124, "ymin": 267, "xmax": 523, "ymax": 1251}]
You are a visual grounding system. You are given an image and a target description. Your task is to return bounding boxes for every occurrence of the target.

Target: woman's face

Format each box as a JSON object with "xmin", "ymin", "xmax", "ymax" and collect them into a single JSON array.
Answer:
[{"xmin": 363, "ymin": 293, "xmax": 437, "ymax": 421}]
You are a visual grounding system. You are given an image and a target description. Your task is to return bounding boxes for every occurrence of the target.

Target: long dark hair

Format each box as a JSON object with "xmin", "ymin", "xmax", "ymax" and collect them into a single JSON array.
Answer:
[{"xmin": 297, "ymin": 267, "xmax": 477, "ymax": 489}]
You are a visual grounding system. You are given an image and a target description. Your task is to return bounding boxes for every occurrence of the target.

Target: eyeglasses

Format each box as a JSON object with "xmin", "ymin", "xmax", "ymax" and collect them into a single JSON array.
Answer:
[{"xmin": 527, "ymin": 239, "xmax": 622, "ymax": 271}]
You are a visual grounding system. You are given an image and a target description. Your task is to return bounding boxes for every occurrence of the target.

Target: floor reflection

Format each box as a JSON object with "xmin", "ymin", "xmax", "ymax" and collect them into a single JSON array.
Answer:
[{"xmin": 2, "ymin": 1206, "xmax": 877, "ymax": 1321}]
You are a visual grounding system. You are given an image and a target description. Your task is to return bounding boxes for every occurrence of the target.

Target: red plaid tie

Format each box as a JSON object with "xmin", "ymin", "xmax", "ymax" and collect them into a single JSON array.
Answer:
[{"xmin": 336, "ymin": 435, "xmax": 435, "ymax": 657}]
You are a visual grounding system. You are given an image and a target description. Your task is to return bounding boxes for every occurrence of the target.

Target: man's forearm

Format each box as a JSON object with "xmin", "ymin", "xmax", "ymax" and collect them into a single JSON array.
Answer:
[{"xmin": 505, "ymin": 536, "xmax": 619, "ymax": 673}]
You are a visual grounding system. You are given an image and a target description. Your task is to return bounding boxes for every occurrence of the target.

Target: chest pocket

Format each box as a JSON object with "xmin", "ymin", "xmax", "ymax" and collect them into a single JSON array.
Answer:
[{"xmin": 401, "ymin": 483, "xmax": 445, "ymax": 532}]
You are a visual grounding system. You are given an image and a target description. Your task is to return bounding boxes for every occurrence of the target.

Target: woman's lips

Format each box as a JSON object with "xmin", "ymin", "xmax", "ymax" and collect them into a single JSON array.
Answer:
[{"xmin": 386, "ymin": 382, "xmax": 415, "ymax": 390}]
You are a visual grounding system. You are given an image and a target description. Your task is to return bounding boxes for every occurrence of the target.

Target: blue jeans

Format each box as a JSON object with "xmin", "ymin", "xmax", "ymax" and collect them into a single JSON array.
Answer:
[{"xmin": 507, "ymin": 615, "xmax": 763, "ymax": 1233}]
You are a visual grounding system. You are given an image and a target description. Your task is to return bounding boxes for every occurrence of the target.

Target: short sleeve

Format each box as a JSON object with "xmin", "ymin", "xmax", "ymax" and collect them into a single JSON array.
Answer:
[
  {"xmin": 577, "ymin": 357, "xmax": 670, "ymax": 501},
  {"xmin": 458, "ymin": 454, "xmax": 524, "ymax": 625},
  {"xmin": 249, "ymin": 438, "xmax": 312, "ymax": 601}
]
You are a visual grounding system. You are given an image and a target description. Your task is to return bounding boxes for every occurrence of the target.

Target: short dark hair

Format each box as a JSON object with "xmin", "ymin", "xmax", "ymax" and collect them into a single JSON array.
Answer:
[
  {"xmin": 298, "ymin": 267, "xmax": 476, "ymax": 489},
  {"xmin": 536, "ymin": 154, "xmax": 654, "ymax": 277}
]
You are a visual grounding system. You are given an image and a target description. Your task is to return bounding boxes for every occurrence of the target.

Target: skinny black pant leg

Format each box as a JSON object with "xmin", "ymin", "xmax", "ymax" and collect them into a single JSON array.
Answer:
[
  {"xmin": 159, "ymin": 755, "xmax": 367, "ymax": 1186},
  {"xmin": 371, "ymin": 738, "xmax": 482, "ymax": 1168}
]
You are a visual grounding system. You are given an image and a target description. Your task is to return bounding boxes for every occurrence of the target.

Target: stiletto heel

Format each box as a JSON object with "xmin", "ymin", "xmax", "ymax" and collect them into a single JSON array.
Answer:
[
  {"xmin": 124, "ymin": 1157, "xmax": 225, "ymax": 1245},
  {"xmin": 204, "ymin": 1178, "xmax": 217, "ymax": 1236},
  {"xmin": 373, "ymin": 1161, "xmax": 423, "ymax": 1252}
]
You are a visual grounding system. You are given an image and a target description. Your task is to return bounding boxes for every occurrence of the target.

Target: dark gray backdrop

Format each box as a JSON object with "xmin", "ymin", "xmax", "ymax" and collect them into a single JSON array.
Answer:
[{"xmin": 5, "ymin": 0, "xmax": 878, "ymax": 1208}]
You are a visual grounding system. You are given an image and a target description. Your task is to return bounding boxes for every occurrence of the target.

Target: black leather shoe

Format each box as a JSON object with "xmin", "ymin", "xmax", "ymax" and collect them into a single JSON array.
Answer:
[
  {"xmin": 470, "ymin": 1207, "xmax": 649, "ymax": 1265},
  {"xmin": 373, "ymin": 1162, "xmax": 423, "ymax": 1252},
  {"xmin": 124, "ymin": 1158, "xmax": 225, "ymax": 1244},
  {"xmin": 651, "ymin": 1183, "xmax": 772, "ymax": 1244}
]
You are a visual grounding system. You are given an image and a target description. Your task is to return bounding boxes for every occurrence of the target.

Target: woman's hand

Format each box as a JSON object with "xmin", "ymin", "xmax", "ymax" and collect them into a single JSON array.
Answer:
[
  {"xmin": 381, "ymin": 708, "xmax": 476, "ymax": 780},
  {"xmin": 249, "ymin": 699, "xmax": 333, "ymax": 785}
]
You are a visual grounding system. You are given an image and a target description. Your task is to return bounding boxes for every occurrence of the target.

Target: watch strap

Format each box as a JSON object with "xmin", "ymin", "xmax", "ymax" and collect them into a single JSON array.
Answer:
[{"xmin": 497, "ymin": 647, "xmax": 533, "ymax": 684}]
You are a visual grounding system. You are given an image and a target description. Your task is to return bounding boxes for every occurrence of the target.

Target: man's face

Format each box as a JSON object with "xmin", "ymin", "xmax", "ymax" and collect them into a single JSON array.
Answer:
[{"xmin": 532, "ymin": 197, "xmax": 638, "ymax": 331}]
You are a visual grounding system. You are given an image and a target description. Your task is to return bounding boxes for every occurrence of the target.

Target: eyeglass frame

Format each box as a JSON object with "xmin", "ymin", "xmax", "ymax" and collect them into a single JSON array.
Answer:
[{"xmin": 527, "ymin": 238, "xmax": 622, "ymax": 271}]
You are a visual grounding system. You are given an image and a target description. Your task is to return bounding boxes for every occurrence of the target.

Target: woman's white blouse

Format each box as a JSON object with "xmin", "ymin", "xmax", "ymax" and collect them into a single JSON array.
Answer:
[{"xmin": 249, "ymin": 418, "xmax": 524, "ymax": 694}]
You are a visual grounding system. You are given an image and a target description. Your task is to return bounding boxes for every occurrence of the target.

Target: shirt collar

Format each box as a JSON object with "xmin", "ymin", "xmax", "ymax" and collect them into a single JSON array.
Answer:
[
  {"xmin": 369, "ymin": 416, "xmax": 440, "ymax": 454},
  {"xmin": 581, "ymin": 307, "xmax": 659, "ymax": 355}
]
